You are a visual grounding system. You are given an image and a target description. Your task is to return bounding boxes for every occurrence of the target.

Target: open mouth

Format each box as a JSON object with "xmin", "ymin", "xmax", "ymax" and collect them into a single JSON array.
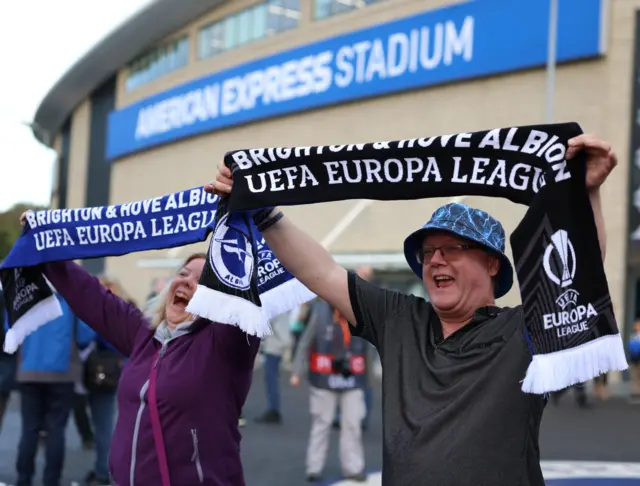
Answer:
[
  {"xmin": 172, "ymin": 290, "xmax": 191, "ymax": 309},
  {"xmin": 434, "ymin": 275, "xmax": 455, "ymax": 289}
]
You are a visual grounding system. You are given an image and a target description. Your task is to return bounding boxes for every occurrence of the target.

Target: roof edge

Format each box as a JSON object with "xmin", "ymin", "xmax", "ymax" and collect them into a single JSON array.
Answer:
[{"xmin": 33, "ymin": 0, "xmax": 227, "ymax": 147}]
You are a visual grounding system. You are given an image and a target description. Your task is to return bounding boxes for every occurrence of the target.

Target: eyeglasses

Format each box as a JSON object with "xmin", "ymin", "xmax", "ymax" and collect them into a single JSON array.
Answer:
[{"xmin": 416, "ymin": 244, "xmax": 480, "ymax": 264}]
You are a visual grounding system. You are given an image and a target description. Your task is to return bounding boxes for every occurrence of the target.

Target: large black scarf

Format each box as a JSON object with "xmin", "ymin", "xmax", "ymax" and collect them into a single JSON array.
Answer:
[{"xmin": 204, "ymin": 122, "xmax": 629, "ymax": 394}]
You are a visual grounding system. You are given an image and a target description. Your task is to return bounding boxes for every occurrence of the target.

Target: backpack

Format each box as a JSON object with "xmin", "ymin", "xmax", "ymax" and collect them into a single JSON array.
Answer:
[
  {"xmin": 83, "ymin": 341, "xmax": 124, "ymax": 393},
  {"xmin": 75, "ymin": 319, "xmax": 123, "ymax": 394}
]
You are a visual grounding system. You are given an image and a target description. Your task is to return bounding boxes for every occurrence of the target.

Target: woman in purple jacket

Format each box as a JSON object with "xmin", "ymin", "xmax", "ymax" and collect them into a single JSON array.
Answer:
[{"xmin": 42, "ymin": 253, "xmax": 260, "ymax": 486}]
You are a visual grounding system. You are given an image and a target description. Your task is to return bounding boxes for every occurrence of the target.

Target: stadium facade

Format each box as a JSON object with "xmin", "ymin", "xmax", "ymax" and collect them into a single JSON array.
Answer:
[{"xmin": 33, "ymin": 0, "xmax": 640, "ymax": 369}]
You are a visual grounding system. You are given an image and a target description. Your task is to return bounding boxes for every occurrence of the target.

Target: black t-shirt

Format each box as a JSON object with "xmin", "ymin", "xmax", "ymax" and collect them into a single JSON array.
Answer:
[{"xmin": 348, "ymin": 273, "xmax": 546, "ymax": 486}]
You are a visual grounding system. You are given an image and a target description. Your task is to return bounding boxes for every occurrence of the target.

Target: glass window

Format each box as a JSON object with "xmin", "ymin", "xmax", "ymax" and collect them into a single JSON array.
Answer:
[
  {"xmin": 176, "ymin": 37, "xmax": 189, "ymax": 64},
  {"xmin": 198, "ymin": 22, "xmax": 225, "ymax": 59},
  {"xmin": 314, "ymin": 0, "xmax": 332, "ymax": 20},
  {"xmin": 281, "ymin": 0, "xmax": 301, "ymax": 31},
  {"xmin": 313, "ymin": 0, "xmax": 384, "ymax": 20},
  {"xmin": 266, "ymin": 0, "xmax": 281, "ymax": 35},
  {"xmin": 196, "ymin": 1, "xmax": 301, "ymax": 61},
  {"xmin": 210, "ymin": 23, "xmax": 224, "ymax": 56},
  {"xmin": 224, "ymin": 15, "xmax": 238, "ymax": 50},
  {"xmin": 266, "ymin": 0, "xmax": 300, "ymax": 34},
  {"xmin": 252, "ymin": 4, "xmax": 268, "ymax": 40},
  {"xmin": 125, "ymin": 36, "xmax": 189, "ymax": 91},
  {"xmin": 237, "ymin": 10, "xmax": 252, "ymax": 45},
  {"xmin": 334, "ymin": 0, "xmax": 354, "ymax": 16},
  {"xmin": 198, "ymin": 28, "xmax": 210, "ymax": 59}
]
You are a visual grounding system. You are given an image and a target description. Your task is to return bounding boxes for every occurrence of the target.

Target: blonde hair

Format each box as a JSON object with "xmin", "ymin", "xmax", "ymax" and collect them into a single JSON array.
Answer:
[{"xmin": 147, "ymin": 253, "xmax": 206, "ymax": 330}]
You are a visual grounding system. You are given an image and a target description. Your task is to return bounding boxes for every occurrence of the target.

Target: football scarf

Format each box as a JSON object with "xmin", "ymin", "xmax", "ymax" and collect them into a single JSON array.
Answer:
[
  {"xmin": 0, "ymin": 187, "xmax": 314, "ymax": 353},
  {"xmin": 202, "ymin": 121, "xmax": 629, "ymax": 394}
]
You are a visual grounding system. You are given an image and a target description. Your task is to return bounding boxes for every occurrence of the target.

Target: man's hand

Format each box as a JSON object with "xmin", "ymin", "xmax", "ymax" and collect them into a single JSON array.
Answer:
[
  {"xmin": 566, "ymin": 134, "xmax": 617, "ymax": 191},
  {"xmin": 566, "ymin": 134, "xmax": 615, "ymax": 262},
  {"xmin": 205, "ymin": 160, "xmax": 233, "ymax": 197},
  {"xmin": 290, "ymin": 374, "xmax": 301, "ymax": 387}
]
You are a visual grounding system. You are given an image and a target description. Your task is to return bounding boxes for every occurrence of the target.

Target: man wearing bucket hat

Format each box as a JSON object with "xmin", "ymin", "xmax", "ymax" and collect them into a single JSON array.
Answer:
[
  {"xmin": 209, "ymin": 134, "xmax": 616, "ymax": 485},
  {"xmin": 403, "ymin": 202, "xmax": 514, "ymax": 301}
]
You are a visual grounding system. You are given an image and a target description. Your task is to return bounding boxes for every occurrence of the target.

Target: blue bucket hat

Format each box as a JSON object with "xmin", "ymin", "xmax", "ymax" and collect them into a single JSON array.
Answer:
[{"xmin": 403, "ymin": 202, "xmax": 514, "ymax": 299}]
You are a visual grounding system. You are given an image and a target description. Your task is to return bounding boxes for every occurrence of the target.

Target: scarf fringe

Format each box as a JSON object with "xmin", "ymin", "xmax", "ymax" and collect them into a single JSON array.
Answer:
[
  {"xmin": 259, "ymin": 278, "xmax": 316, "ymax": 321},
  {"xmin": 521, "ymin": 333, "xmax": 629, "ymax": 394},
  {"xmin": 3, "ymin": 294, "xmax": 63, "ymax": 354},
  {"xmin": 186, "ymin": 284, "xmax": 272, "ymax": 337}
]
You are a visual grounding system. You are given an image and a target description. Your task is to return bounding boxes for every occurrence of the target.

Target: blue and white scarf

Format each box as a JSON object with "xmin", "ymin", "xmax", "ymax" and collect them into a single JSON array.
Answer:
[{"xmin": 0, "ymin": 186, "xmax": 315, "ymax": 353}]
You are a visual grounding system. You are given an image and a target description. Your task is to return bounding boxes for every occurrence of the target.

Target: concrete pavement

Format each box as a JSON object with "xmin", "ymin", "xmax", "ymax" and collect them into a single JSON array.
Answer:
[{"xmin": 0, "ymin": 369, "xmax": 637, "ymax": 485}]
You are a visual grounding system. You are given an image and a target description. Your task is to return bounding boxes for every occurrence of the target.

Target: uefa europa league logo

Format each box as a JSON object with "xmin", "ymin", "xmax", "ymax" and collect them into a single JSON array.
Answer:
[{"xmin": 543, "ymin": 229, "xmax": 576, "ymax": 288}]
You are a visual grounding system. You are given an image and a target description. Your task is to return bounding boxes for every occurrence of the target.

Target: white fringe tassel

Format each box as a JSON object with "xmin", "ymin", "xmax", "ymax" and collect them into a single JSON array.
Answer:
[
  {"xmin": 3, "ymin": 294, "xmax": 63, "ymax": 354},
  {"xmin": 521, "ymin": 333, "xmax": 629, "ymax": 394},
  {"xmin": 186, "ymin": 279, "xmax": 317, "ymax": 338},
  {"xmin": 260, "ymin": 278, "xmax": 316, "ymax": 321},
  {"xmin": 187, "ymin": 284, "xmax": 272, "ymax": 337}
]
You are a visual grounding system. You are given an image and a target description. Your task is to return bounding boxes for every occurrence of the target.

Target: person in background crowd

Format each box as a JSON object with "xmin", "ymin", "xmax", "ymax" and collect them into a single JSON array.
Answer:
[
  {"xmin": 19, "ymin": 211, "xmax": 262, "ymax": 486},
  {"xmin": 11, "ymin": 292, "xmax": 95, "ymax": 486},
  {"xmin": 332, "ymin": 267, "xmax": 375, "ymax": 432},
  {"xmin": 143, "ymin": 277, "xmax": 169, "ymax": 318},
  {"xmin": 593, "ymin": 373, "xmax": 611, "ymax": 401},
  {"xmin": 72, "ymin": 388, "xmax": 94, "ymax": 450},
  {"xmin": 0, "ymin": 288, "xmax": 17, "ymax": 434},
  {"xmin": 291, "ymin": 291, "xmax": 369, "ymax": 484},
  {"xmin": 255, "ymin": 311, "xmax": 292, "ymax": 425},
  {"xmin": 551, "ymin": 382, "xmax": 590, "ymax": 409},
  {"xmin": 290, "ymin": 303, "xmax": 311, "ymax": 359},
  {"xmin": 628, "ymin": 318, "xmax": 640, "ymax": 404}
]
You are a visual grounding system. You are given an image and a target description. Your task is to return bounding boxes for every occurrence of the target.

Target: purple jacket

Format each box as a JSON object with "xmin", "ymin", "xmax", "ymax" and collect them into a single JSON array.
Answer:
[{"xmin": 44, "ymin": 261, "xmax": 260, "ymax": 486}]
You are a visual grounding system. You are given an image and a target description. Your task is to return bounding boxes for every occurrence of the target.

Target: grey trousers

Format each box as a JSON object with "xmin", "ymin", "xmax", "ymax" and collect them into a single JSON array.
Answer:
[{"xmin": 306, "ymin": 386, "xmax": 365, "ymax": 476}]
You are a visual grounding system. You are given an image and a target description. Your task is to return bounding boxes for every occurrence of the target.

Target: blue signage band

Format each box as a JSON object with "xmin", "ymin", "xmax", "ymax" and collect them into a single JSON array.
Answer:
[{"xmin": 106, "ymin": 0, "xmax": 604, "ymax": 161}]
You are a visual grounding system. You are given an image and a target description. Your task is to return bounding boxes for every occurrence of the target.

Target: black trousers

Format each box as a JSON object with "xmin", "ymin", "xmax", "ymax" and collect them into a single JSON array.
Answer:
[
  {"xmin": 72, "ymin": 392, "xmax": 94, "ymax": 444},
  {"xmin": 16, "ymin": 383, "xmax": 74, "ymax": 486},
  {"xmin": 0, "ymin": 391, "xmax": 10, "ymax": 433}
]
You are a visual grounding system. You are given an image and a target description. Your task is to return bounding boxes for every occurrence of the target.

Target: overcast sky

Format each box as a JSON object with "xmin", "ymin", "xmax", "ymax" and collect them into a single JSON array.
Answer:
[{"xmin": 0, "ymin": 0, "xmax": 151, "ymax": 212}]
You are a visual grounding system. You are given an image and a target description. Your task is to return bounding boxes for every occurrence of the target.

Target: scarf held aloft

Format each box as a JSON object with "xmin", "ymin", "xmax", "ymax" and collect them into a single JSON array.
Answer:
[
  {"xmin": 204, "ymin": 122, "xmax": 628, "ymax": 394},
  {"xmin": 0, "ymin": 187, "xmax": 315, "ymax": 353}
]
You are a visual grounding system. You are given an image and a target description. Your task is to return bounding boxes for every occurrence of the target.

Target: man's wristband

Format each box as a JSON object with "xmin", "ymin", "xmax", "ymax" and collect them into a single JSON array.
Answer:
[
  {"xmin": 253, "ymin": 207, "xmax": 284, "ymax": 232},
  {"xmin": 257, "ymin": 210, "xmax": 284, "ymax": 233},
  {"xmin": 252, "ymin": 207, "xmax": 275, "ymax": 226}
]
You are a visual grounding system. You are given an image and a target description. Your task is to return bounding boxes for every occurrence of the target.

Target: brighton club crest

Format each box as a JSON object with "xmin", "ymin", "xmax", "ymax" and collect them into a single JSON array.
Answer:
[{"xmin": 209, "ymin": 213, "xmax": 254, "ymax": 291}]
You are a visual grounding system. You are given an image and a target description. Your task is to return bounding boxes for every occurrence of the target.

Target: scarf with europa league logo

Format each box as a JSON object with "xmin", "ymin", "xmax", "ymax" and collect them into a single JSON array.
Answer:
[
  {"xmin": 0, "ymin": 187, "xmax": 314, "ymax": 354},
  {"xmin": 211, "ymin": 122, "xmax": 629, "ymax": 394}
]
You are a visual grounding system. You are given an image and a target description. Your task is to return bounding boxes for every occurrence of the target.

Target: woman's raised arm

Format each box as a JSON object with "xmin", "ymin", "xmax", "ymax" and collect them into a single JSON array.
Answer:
[{"xmin": 43, "ymin": 261, "xmax": 146, "ymax": 357}]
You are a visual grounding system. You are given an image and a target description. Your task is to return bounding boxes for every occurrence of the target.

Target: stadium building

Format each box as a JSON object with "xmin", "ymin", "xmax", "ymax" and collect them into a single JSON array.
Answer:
[{"xmin": 32, "ymin": 0, "xmax": 640, "ymax": 371}]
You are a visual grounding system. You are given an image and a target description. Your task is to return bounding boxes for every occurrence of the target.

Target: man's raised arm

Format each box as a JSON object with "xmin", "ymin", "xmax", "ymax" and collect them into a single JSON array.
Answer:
[{"xmin": 259, "ymin": 209, "xmax": 355, "ymax": 325}]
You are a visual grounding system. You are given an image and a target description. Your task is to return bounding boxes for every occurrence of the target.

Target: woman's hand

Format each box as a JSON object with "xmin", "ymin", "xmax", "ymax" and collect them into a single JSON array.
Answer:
[
  {"xmin": 205, "ymin": 160, "xmax": 233, "ymax": 197},
  {"xmin": 19, "ymin": 211, "xmax": 28, "ymax": 227}
]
